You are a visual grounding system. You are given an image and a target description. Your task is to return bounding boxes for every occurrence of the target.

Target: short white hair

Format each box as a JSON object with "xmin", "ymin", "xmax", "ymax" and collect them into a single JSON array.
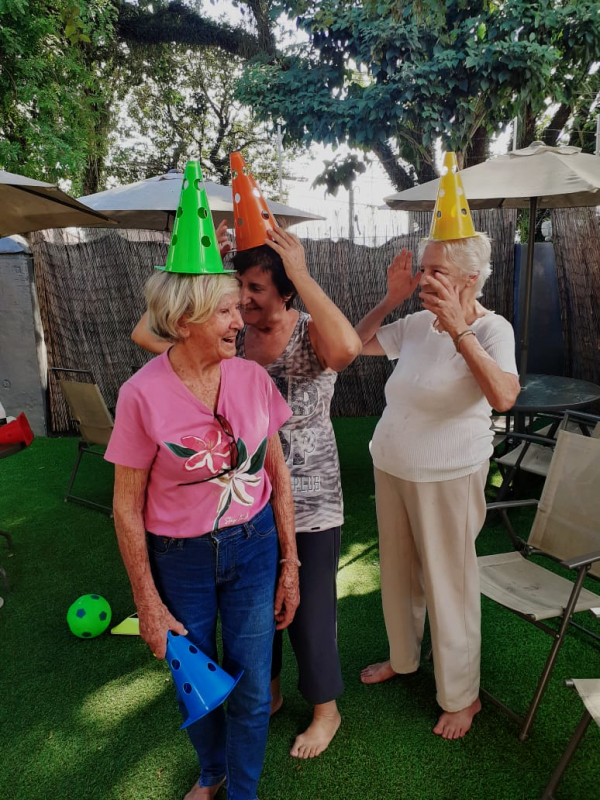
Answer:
[
  {"xmin": 418, "ymin": 234, "xmax": 492, "ymax": 297},
  {"xmin": 145, "ymin": 271, "xmax": 240, "ymax": 342}
]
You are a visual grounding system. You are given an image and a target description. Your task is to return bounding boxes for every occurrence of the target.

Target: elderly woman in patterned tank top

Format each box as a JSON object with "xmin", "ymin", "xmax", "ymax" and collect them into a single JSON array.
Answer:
[{"xmin": 133, "ymin": 223, "xmax": 362, "ymax": 759}]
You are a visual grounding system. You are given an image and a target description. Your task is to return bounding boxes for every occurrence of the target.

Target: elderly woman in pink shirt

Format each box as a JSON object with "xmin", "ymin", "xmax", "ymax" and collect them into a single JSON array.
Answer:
[{"xmin": 105, "ymin": 269, "xmax": 298, "ymax": 800}]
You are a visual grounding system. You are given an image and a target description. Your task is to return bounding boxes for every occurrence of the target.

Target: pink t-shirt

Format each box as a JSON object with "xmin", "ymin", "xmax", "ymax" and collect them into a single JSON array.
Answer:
[{"xmin": 105, "ymin": 353, "xmax": 292, "ymax": 537}]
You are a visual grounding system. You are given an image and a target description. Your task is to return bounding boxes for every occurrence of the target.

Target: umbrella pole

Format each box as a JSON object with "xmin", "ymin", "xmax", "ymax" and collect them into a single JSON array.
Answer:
[{"xmin": 518, "ymin": 196, "xmax": 538, "ymax": 384}]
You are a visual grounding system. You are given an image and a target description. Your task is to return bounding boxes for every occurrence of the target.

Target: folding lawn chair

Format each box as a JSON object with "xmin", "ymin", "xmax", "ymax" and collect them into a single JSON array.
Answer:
[
  {"xmin": 492, "ymin": 410, "xmax": 600, "ymax": 502},
  {"xmin": 541, "ymin": 679, "xmax": 600, "ymax": 799},
  {"xmin": 479, "ymin": 429, "xmax": 600, "ymax": 740},
  {"xmin": 52, "ymin": 368, "xmax": 114, "ymax": 515}
]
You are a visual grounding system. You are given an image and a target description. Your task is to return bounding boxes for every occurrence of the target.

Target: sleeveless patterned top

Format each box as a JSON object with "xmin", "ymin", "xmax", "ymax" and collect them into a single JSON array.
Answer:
[{"xmin": 237, "ymin": 311, "xmax": 344, "ymax": 532}]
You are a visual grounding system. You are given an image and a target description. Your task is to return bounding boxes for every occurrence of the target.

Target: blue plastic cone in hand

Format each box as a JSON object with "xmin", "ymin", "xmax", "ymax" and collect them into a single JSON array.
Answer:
[{"xmin": 166, "ymin": 631, "xmax": 243, "ymax": 728}]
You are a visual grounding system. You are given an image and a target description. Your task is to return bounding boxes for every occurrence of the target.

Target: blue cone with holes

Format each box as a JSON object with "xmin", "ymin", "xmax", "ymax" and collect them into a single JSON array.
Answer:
[
  {"xmin": 156, "ymin": 160, "xmax": 234, "ymax": 274},
  {"xmin": 166, "ymin": 630, "xmax": 243, "ymax": 728}
]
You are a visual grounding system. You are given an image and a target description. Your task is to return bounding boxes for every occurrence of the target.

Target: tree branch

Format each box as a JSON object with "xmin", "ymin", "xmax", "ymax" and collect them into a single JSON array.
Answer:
[
  {"xmin": 370, "ymin": 139, "xmax": 415, "ymax": 191},
  {"xmin": 116, "ymin": 2, "xmax": 267, "ymax": 60}
]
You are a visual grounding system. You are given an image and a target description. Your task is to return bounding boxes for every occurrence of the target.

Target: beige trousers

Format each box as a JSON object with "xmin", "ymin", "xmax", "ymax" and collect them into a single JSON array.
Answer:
[{"xmin": 374, "ymin": 463, "xmax": 488, "ymax": 712}]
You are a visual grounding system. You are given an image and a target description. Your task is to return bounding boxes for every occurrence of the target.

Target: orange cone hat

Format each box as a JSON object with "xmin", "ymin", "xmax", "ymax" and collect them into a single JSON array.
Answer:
[
  {"xmin": 428, "ymin": 152, "xmax": 477, "ymax": 241},
  {"xmin": 230, "ymin": 152, "xmax": 276, "ymax": 251}
]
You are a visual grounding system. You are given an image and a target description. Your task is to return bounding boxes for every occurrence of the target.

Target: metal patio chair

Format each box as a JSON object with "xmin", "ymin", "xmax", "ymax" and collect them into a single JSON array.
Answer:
[
  {"xmin": 541, "ymin": 679, "xmax": 600, "ymax": 799},
  {"xmin": 479, "ymin": 429, "xmax": 600, "ymax": 740},
  {"xmin": 492, "ymin": 410, "xmax": 600, "ymax": 502},
  {"xmin": 52, "ymin": 368, "xmax": 114, "ymax": 515}
]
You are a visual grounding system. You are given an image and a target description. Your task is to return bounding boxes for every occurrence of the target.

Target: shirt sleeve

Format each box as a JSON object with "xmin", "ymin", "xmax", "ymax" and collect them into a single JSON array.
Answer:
[
  {"xmin": 104, "ymin": 382, "xmax": 158, "ymax": 469},
  {"xmin": 479, "ymin": 315, "xmax": 519, "ymax": 376},
  {"xmin": 375, "ymin": 318, "xmax": 405, "ymax": 360}
]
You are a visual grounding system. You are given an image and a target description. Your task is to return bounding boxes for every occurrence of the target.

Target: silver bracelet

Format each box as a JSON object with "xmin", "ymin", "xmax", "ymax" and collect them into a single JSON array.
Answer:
[
  {"xmin": 279, "ymin": 557, "xmax": 301, "ymax": 567},
  {"xmin": 454, "ymin": 329, "xmax": 476, "ymax": 353}
]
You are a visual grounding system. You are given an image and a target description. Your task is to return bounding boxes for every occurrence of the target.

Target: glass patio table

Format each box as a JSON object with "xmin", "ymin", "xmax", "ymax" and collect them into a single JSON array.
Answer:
[{"xmin": 511, "ymin": 374, "xmax": 600, "ymax": 432}]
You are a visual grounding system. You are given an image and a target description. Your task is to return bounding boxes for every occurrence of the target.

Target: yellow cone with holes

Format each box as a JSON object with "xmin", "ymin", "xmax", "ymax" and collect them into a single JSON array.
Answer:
[
  {"xmin": 156, "ymin": 160, "xmax": 233, "ymax": 273},
  {"xmin": 428, "ymin": 152, "xmax": 477, "ymax": 241}
]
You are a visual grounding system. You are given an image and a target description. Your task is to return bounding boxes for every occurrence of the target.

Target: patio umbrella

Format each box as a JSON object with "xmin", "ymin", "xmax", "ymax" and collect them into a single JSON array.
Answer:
[
  {"xmin": 384, "ymin": 143, "xmax": 600, "ymax": 380},
  {"xmin": 78, "ymin": 170, "xmax": 324, "ymax": 231},
  {"xmin": 0, "ymin": 170, "xmax": 115, "ymax": 236}
]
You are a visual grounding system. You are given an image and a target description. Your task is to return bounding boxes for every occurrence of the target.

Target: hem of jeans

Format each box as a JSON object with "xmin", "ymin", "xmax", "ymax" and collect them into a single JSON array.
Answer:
[{"xmin": 199, "ymin": 774, "xmax": 226, "ymax": 789}]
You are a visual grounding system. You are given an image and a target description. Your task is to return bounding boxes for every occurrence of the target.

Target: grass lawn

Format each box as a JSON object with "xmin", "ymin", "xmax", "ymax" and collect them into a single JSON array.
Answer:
[{"xmin": 0, "ymin": 418, "xmax": 599, "ymax": 800}]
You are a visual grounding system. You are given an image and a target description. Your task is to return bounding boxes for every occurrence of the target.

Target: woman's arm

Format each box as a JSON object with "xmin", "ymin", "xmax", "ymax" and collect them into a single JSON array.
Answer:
[
  {"xmin": 263, "ymin": 432, "xmax": 300, "ymax": 630},
  {"xmin": 265, "ymin": 226, "xmax": 362, "ymax": 371},
  {"xmin": 113, "ymin": 464, "xmax": 187, "ymax": 658},
  {"xmin": 422, "ymin": 274, "xmax": 520, "ymax": 412},
  {"xmin": 355, "ymin": 249, "xmax": 421, "ymax": 356},
  {"xmin": 131, "ymin": 312, "xmax": 171, "ymax": 354},
  {"xmin": 453, "ymin": 334, "xmax": 520, "ymax": 411}
]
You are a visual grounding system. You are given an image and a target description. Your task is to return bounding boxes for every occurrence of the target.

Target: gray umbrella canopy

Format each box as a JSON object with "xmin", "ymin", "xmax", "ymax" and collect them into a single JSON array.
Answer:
[
  {"xmin": 78, "ymin": 170, "xmax": 324, "ymax": 231},
  {"xmin": 0, "ymin": 170, "xmax": 115, "ymax": 236},
  {"xmin": 384, "ymin": 143, "xmax": 600, "ymax": 211},
  {"xmin": 384, "ymin": 143, "xmax": 600, "ymax": 380}
]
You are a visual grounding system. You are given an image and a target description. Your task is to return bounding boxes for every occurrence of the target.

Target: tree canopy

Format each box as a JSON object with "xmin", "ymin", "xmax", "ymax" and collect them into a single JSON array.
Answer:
[
  {"xmin": 238, "ymin": 0, "xmax": 600, "ymax": 187},
  {"xmin": 2, "ymin": 0, "xmax": 599, "ymax": 194}
]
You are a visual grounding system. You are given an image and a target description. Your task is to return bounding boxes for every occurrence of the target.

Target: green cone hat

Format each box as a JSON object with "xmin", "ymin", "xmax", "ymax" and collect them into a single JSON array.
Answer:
[{"xmin": 156, "ymin": 161, "xmax": 233, "ymax": 274}]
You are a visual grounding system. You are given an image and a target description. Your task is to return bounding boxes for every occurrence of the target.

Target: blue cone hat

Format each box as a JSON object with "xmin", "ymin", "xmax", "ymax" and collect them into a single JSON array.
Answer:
[{"xmin": 166, "ymin": 631, "xmax": 244, "ymax": 728}]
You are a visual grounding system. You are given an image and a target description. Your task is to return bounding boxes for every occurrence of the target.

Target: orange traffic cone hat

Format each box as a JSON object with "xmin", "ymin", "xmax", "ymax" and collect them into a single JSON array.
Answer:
[
  {"xmin": 428, "ymin": 152, "xmax": 477, "ymax": 241},
  {"xmin": 230, "ymin": 152, "xmax": 276, "ymax": 251},
  {"xmin": 156, "ymin": 161, "xmax": 233, "ymax": 274}
]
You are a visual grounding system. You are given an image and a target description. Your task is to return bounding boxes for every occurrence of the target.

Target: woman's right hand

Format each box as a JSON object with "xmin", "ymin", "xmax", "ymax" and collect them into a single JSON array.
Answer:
[
  {"xmin": 385, "ymin": 249, "xmax": 421, "ymax": 308},
  {"xmin": 137, "ymin": 596, "xmax": 188, "ymax": 659}
]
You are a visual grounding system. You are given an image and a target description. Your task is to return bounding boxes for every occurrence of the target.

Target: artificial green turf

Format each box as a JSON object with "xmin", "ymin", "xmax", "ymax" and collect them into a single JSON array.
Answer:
[{"xmin": 0, "ymin": 421, "xmax": 599, "ymax": 800}]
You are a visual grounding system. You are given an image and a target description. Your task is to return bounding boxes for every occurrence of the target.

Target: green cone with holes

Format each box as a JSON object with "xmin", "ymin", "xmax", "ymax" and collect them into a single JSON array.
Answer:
[{"xmin": 156, "ymin": 161, "xmax": 234, "ymax": 274}]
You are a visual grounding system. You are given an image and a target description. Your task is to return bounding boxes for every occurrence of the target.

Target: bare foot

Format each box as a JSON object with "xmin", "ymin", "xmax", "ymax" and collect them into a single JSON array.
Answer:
[
  {"xmin": 270, "ymin": 675, "xmax": 283, "ymax": 716},
  {"xmin": 360, "ymin": 660, "xmax": 398, "ymax": 684},
  {"xmin": 290, "ymin": 701, "xmax": 341, "ymax": 759},
  {"xmin": 183, "ymin": 776, "xmax": 225, "ymax": 800},
  {"xmin": 433, "ymin": 697, "xmax": 482, "ymax": 740}
]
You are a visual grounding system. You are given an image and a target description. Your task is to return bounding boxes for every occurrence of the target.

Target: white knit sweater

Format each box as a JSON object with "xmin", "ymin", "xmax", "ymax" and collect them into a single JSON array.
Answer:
[{"xmin": 371, "ymin": 310, "xmax": 518, "ymax": 482}]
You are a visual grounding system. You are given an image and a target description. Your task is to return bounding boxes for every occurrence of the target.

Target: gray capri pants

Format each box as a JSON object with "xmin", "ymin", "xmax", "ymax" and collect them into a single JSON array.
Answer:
[{"xmin": 271, "ymin": 526, "xmax": 344, "ymax": 705}]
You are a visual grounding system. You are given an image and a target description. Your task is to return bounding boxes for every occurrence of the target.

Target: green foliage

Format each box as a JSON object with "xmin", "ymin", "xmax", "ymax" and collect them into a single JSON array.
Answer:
[
  {"xmin": 237, "ymin": 0, "xmax": 600, "ymax": 189},
  {"xmin": 107, "ymin": 43, "xmax": 303, "ymax": 194},
  {"xmin": 311, "ymin": 153, "xmax": 367, "ymax": 196},
  {"xmin": 0, "ymin": 0, "xmax": 116, "ymax": 192}
]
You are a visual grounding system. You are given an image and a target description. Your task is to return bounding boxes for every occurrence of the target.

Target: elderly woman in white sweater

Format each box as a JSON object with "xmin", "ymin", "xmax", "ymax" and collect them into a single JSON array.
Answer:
[{"xmin": 356, "ymin": 235, "xmax": 520, "ymax": 740}]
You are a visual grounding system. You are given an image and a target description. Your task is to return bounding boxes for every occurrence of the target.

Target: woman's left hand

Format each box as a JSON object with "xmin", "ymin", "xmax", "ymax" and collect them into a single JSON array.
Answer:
[
  {"xmin": 265, "ymin": 225, "xmax": 308, "ymax": 284},
  {"xmin": 274, "ymin": 563, "xmax": 300, "ymax": 630},
  {"xmin": 419, "ymin": 273, "xmax": 468, "ymax": 339},
  {"xmin": 216, "ymin": 219, "xmax": 232, "ymax": 257}
]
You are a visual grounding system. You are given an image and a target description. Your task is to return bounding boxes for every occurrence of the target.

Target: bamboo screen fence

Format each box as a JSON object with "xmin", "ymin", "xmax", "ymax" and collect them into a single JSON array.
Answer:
[
  {"xmin": 32, "ymin": 208, "xmax": 519, "ymax": 432},
  {"xmin": 551, "ymin": 207, "xmax": 600, "ymax": 387}
]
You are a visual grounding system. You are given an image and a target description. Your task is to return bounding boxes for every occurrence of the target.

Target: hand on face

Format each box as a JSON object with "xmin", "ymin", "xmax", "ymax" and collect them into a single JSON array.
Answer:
[
  {"xmin": 386, "ymin": 249, "xmax": 421, "ymax": 307},
  {"xmin": 216, "ymin": 219, "xmax": 232, "ymax": 257},
  {"xmin": 265, "ymin": 225, "xmax": 308, "ymax": 282},
  {"xmin": 419, "ymin": 273, "xmax": 468, "ymax": 338}
]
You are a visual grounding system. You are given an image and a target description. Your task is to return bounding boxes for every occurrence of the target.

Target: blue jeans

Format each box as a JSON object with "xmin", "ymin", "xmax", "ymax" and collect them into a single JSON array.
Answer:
[{"xmin": 147, "ymin": 503, "xmax": 278, "ymax": 800}]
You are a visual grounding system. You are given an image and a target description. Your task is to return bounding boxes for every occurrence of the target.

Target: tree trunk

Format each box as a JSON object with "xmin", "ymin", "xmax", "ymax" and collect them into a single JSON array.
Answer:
[
  {"xmin": 542, "ymin": 103, "xmax": 572, "ymax": 146},
  {"xmin": 371, "ymin": 140, "xmax": 415, "ymax": 191},
  {"xmin": 463, "ymin": 125, "xmax": 488, "ymax": 167}
]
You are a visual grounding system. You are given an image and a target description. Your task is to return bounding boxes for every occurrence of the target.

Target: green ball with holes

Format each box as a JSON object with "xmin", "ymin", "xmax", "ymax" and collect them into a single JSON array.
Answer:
[{"xmin": 67, "ymin": 594, "xmax": 112, "ymax": 639}]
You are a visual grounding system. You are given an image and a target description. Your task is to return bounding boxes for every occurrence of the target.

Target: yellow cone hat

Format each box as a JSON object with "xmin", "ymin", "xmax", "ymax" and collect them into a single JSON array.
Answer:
[{"xmin": 428, "ymin": 152, "xmax": 477, "ymax": 240}]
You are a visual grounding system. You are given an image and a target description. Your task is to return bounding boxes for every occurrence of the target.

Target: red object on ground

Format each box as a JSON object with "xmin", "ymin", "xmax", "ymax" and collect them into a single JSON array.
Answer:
[{"xmin": 0, "ymin": 413, "xmax": 34, "ymax": 447}]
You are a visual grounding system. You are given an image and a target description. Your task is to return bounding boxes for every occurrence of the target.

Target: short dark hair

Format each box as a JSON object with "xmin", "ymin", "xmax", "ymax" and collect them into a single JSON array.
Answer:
[{"xmin": 232, "ymin": 245, "xmax": 297, "ymax": 310}]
